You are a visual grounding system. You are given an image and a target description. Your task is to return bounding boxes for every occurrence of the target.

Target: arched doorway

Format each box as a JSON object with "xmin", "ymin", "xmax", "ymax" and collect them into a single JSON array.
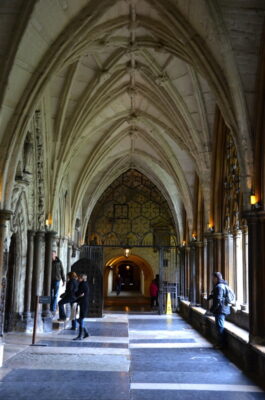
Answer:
[{"xmin": 104, "ymin": 254, "xmax": 154, "ymax": 311}]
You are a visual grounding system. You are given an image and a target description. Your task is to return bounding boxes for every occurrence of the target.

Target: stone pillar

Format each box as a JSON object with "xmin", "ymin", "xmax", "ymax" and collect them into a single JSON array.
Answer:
[
  {"xmin": 184, "ymin": 246, "xmax": 191, "ymax": 300},
  {"xmin": 0, "ymin": 210, "xmax": 12, "ymax": 367},
  {"xmin": 223, "ymin": 232, "xmax": 233, "ymax": 284},
  {"xmin": 233, "ymin": 229, "xmax": 244, "ymax": 306},
  {"xmin": 194, "ymin": 241, "xmax": 204, "ymax": 305},
  {"xmin": 241, "ymin": 226, "xmax": 249, "ymax": 308},
  {"xmin": 67, "ymin": 242, "xmax": 72, "ymax": 273},
  {"xmin": 213, "ymin": 232, "xmax": 223, "ymax": 274},
  {"xmin": 189, "ymin": 244, "xmax": 196, "ymax": 304},
  {"xmin": 23, "ymin": 230, "xmax": 35, "ymax": 323},
  {"xmin": 201, "ymin": 237, "xmax": 208, "ymax": 306},
  {"xmin": 204, "ymin": 233, "xmax": 214, "ymax": 296},
  {"xmin": 179, "ymin": 247, "xmax": 185, "ymax": 298},
  {"xmin": 158, "ymin": 247, "xmax": 164, "ymax": 315},
  {"xmin": 42, "ymin": 231, "xmax": 57, "ymax": 317},
  {"xmin": 245, "ymin": 211, "xmax": 265, "ymax": 344},
  {"xmin": 31, "ymin": 231, "xmax": 45, "ymax": 311}
]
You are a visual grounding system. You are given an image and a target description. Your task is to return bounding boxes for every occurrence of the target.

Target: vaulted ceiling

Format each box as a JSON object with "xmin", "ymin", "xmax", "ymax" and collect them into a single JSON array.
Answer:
[{"xmin": 0, "ymin": 0, "xmax": 264, "ymax": 239}]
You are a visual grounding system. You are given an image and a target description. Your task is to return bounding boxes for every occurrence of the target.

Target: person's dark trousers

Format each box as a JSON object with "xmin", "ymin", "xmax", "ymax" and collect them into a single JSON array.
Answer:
[
  {"xmin": 151, "ymin": 297, "xmax": 156, "ymax": 309},
  {"xmin": 74, "ymin": 318, "xmax": 89, "ymax": 339},
  {"xmin": 78, "ymin": 317, "xmax": 88, "ymax": 335},
  {"xmin": 50, "ymin": 280, "xmax": 60, "ymax": 312},
  {"xmin": 58, "ymin": 297, "xmax": 70, "ymax": 320},
  {"xmin": 215, "ymin": 313, "xmax": 226, "ymax": 346},
  {"xmin": 116, "ymin": 285, "xmax": 121, "ymax": 295},
  {"xmin": 71, "ymin": 319, "xmax": 77, "ymax": 329}
]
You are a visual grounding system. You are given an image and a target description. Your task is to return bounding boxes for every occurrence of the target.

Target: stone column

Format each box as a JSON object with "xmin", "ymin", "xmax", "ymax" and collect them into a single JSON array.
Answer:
[
  {"xmin": 194, "ymin": 241, "xmax": 204, "ymax": 305},
  {"xmin": 233, "ymin": 229, "xmax": 244, "ymax": 306},
  {"xmin": 184, "ymin": 246, "xmax": 191, "ymax": 300},
  {"xmin": 158, "ymin": 247, "xmax": 164, "ymax": 315},
  {"xmin": 31, "ymin": 231, "xmax": 45, "ymax": 311},
  {"xmin": 223, "ymin": 232, "xmax": 233, "ymax": 284},
  {"xmin": 201, "ymin": 237, "xmax": 208, "ymax": 307},
  {"xmin": 23, "ymin": 230, "xmax": 35, "ymax": 322},
  {"xmin": 241, "ymin": 226, "xmax": 249, "ymax": 308},
  {"xmin": 67, "ymin": 242, "xmax": 72, "ymax": 273},
  {"xmin": 42, "ymin": 231, "xmax": 57, "ymax": 317},
  {"xmin": 212, "ymin": 232, "xmax": 223, "ymax": 274},
  {"xmin": 0, "ymin": 210, "xmax": 12, "ymax": 367},
  {"xmin": 204, "ymin": 233, "xmax": 214, "ymax": 297},
  {"xmin": 189, "ymin": 243, "xmax": 196, "ymax": 304},
  {"xmin": 178, "ymin": 247, "xmax": 185, "ymax": 298},
  {"xmin": 245, "ymin": 211, "xmax": 265, "ymax": 344}
]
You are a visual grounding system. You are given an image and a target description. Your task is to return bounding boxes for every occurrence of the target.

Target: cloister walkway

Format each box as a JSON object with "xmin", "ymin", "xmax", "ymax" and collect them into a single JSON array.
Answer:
[{"xmin": 0, "ymin": 313, "xmax": 264, "ymax": 400}]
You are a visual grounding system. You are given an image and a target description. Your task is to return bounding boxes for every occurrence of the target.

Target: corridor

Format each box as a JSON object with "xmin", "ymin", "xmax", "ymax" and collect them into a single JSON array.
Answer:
[{"xmin": 0, "ymin": 313, "xmax": 264, "ymax": 400}]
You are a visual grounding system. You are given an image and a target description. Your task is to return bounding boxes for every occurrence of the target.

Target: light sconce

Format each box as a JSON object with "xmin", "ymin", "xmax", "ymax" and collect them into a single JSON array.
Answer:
[
  {"xmin": 126, "ymin": 265, "xmax": 130, "ymax": 270},
  {"xmin": 124, "ymin": 247, "xmax": 131, "ymax": 257},
  {"xmin": 208, "ymin": 224, "xmax": 215, "ymax": 233},
  {"xmin": 192, "ymin": 233, "xmax": 197, "ymax": 241},
  {"xmin": 45, "ymin": 215, "xmax": 53, "ymax": 230},
  {"xmin": 250, "ymin": 190, "xmax": 257, "ymax": 208},
  {"xmin": 181, "ymin": 240, "xmax": 186, "ymax": 247}
]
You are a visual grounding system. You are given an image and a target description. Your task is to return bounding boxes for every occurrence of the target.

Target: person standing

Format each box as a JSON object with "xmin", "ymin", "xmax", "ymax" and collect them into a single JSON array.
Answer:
[
  {"xmin": 50, "ymin": 251, "xmax": 65, "ymax": 313},
  {"xmin": 115, "ymin": 274, "xmax": 122, "ymax": 296},
  {"xmin": 150, "ymin": 279, "xmax": 159, "ymax": 310},
  {"xmin": 207, "ymin": 271, "xmax": 231, "ymax": 349},
  {"xmin": 73, "ymin": 274, "xmax": 89, "ymax": 340},
  {"xmin": 58, "ymin": 272, "xmax": 78, "ymax": 321}
]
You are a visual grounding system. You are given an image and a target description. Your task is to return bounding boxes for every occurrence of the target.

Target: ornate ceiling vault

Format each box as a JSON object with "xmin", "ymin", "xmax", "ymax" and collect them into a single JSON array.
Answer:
[{"xmin": 0, "ymin": 0, "xmax": 264, "ymax": 239}]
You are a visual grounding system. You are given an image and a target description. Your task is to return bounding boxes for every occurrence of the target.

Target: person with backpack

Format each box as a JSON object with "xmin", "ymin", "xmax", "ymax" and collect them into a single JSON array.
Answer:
[{"xmin": 207, "ymin": 271, "xmax": 232, "ymax": 349}]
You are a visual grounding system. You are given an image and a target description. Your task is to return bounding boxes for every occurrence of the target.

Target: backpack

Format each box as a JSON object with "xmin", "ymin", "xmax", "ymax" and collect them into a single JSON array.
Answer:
[{"xmin": 224, "ymin": 285, "xmax": 236, "ymax": 305}]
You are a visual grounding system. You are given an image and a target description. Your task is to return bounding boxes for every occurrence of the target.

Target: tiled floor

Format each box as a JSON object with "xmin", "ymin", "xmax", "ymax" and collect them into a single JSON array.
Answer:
[{"xmin": 0, "ymin": 313, "xmax": 264, "ymax": 400}]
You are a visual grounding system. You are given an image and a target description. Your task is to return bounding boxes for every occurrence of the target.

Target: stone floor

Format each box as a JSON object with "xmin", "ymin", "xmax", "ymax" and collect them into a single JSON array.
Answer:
[{"xmin": 0, "ymin": 313, "xmax": 265, "ymax": 400}]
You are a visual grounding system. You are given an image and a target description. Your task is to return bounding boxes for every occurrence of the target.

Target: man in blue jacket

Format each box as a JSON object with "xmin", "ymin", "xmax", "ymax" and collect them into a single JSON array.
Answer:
[{"xmin": 208, "ymin": 271, "xmax": 230, "ymax": 349}]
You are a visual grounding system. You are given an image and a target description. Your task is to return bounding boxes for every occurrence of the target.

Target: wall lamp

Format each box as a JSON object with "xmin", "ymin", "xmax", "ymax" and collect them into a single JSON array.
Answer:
[
  {"xmin": 207, "ymin": 224, "xmax": 215, "ymax": 233},
  {"xmin": 250, "ymin": 190, "xmax": 257, "ymax": 208},
  {"xmin": 45, "ymin": 215, "xmax": 53, "ymax": 230},
  {"xmin": 124, "ymin": 247, "xmax": 131, "ymax": 257}
]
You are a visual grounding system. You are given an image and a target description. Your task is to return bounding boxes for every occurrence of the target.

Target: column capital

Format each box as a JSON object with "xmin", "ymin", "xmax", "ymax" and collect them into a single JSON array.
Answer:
[
  {"xmin": 45, "ymin": 230, "xmax": 57, "ymax": 238},
  {"xmin": 203, "ymin": 232, "xmax": 214, "ymax": 241},
  {"xmin": 232, "ymin": 228, "xmax": 242, "ymax": 238},
  {"xmin": 241, "ymin": 224, "xmax": 248, "ymax": 234},
  {"xmin": 35, "ymin": 231, "xmax": 45, "ymax": 239},
  {"xmin": 223, "ymin": 231, "xmax": 233, "ymax": 238},
  {"xmin": 212, "ymin": 232, "xmax": 223, "ymax": 240},
  {"xmin": 0, "ymin": 209, "xmax": 12, "ymax": 224},
  {"xmin": 194, "ymin": 241, "xmax": 204, "ymax": 248},
  {"xmin": 243, "ymin": 210, "xmax": 265, "ymax": 222}
]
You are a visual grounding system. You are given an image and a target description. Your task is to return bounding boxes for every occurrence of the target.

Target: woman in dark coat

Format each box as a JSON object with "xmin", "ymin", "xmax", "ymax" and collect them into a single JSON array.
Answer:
[
  {"xmin": 73, "ymin": 273, "xmax": 89, "ymax": 340},
  {"xmin": 58, "ymin": 272, "xmax": 78, "ymax": 321}
]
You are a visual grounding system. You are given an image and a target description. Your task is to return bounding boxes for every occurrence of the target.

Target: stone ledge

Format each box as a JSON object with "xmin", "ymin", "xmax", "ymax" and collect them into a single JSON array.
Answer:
[
  {"xmin": 179, "ymin": 300, "xmax": 265, "ymax": 390},
  {"xmin": 52, "ymin": 320, "xmax": 67, "ymax": 330},
  {"xmin": 193, "ymin": 305, "xmax": 249, "ymax": 343}
]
